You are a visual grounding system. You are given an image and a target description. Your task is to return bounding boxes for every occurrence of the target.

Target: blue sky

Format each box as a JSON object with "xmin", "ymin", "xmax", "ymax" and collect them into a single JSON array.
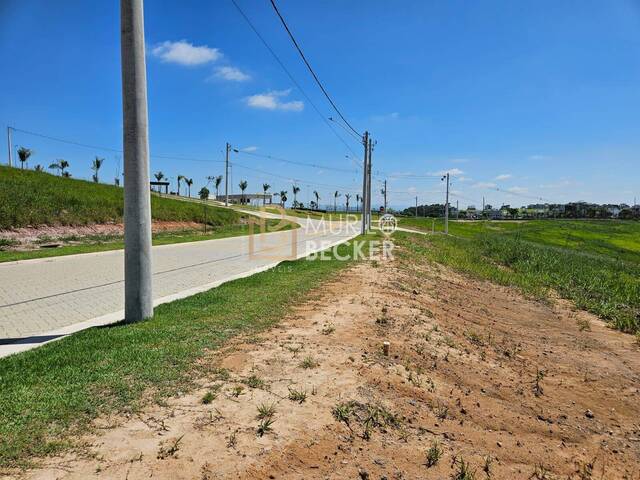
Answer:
[{"xmin": 1, "ymin": 0, "xmax": 639, "ymax": 209}]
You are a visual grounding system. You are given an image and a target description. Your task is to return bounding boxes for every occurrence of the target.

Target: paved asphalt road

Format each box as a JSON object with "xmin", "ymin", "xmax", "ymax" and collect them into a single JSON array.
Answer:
[{"xmin": 0, "ymin": 212, "xmax": 359, "ymax": 357}]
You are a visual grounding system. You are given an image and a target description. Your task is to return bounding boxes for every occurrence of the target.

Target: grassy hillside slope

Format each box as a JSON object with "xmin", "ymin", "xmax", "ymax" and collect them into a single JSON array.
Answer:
[{"xmin": 0, "ymin": 166, "xmax": 239, "ymax": 229}]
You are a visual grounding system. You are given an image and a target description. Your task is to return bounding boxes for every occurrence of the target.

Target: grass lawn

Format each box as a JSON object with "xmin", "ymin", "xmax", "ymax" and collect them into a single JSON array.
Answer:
[
  {"xmin": 233, "ymin": 204, "xmax": 378, "ymax": 222},
  {"xmin": 0, "ymin": 166, "xmax": 241, "ymax": 229},
  {"xmin": 0, "ymin": 232, "xmax": 378, "ymax": 469},
  {"xmin": 397, "ymin": 218, "xmax": 640, "ymax": 265},
  {"xmin": 0, "ymin": 220, "xmax": 297, "ymax": 263},
  {"xmin": 394, "ymin": 229, "xmax": 640, "ymax": 334}
]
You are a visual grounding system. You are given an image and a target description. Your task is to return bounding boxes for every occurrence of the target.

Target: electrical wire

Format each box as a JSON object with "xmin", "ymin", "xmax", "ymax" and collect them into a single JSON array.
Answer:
[
  {"xmin": 269, "ymin": 0, "xmax": 361, "ymax": 138},
  {"xmin": 236, "ymin": 149, "xmax": 357, "ymax": 174},
  {"xmin": 229, "ymin": 0, "xmax": 363, "ymax": 161}
]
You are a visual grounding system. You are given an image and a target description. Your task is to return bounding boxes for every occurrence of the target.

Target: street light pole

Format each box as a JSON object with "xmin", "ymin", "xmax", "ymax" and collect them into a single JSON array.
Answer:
[
  {"xmin": 120, "ymin": 0, "xmax": 153, "ymax": 322},
  {"xmin": 225, "ymin": 142, "xmax": 230, "ymax": 206}
]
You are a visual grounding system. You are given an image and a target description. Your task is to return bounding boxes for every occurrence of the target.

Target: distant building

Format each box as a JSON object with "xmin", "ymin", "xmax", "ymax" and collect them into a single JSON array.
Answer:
[{"xmin": 216, "ymin": 193, "xmax": 273, "ymax": 205}]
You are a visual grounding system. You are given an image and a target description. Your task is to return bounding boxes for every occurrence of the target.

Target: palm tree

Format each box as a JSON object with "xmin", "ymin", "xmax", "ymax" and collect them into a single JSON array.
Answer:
[
  {"xmin": 153, "ymin": 171, "xmax": 164, "ymax": 192},
  {"xmin": 91, "ymin": 156, "xmax": 104, "ymax": 183},
  {"xmin": 186, "ymin": 178, "xmax": 193, "ymax": 198},
  {"xmin": 333, "ymin": 190, "xmax": 341, "ymax": 212},
  {"xmin": 345, "ymin": 193, "xmax": 351, "ymax": 212},
  {"xmin": 215, "ymin": 175, "xmax": 223, "ymax": 199},
  {"xmin": 292, "ymin": 185, "xmax": 300, "ymax": 208},
  {"xmin": 262, "ymin": 183, "xmax": 270, "ymax": 206},
  {"xmin": 313, "ymin": 190, "xmax": 320, "ymax": 210},
  {"xmin": 279, "ymin": 190, "xmax": 288, "ymax": 208},
  {"xmin": 356, "ymin": 194, "xmax": 362, "ymax": 212},
  {"xmin": 17, "ymin": 147, "xmax": 32, "ymax": 170},
  {"xmin": 239, "ymin": 180, "xmax": 248, "ymax": 204},
  {"xmin": 114, "ymin": 177, "xmax": 120, "ymax": 186},
  {"xmin": 62, "ymin": 171, "xmax": 72, "ymax": 178},
  {"xmin": 177, "ymin": 175, "xmax": 185, "ymax": 196},
  {"xmin": 49, "ymin": 159, "xmax": 69, "ymax": 176},
  {"xmin": 34, "ymin": 164, "xmax": 44, "ymax": 172}
]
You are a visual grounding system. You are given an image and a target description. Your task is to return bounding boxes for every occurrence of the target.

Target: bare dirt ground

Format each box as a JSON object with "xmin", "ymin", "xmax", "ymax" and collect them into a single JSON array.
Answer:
[
  {"xmin": 0, "ymin": 221, "xmax": 203, "ymax": 249},
  {"xmin": 11, "ymin": 250, "xmax": 640, "ymax": 479}
]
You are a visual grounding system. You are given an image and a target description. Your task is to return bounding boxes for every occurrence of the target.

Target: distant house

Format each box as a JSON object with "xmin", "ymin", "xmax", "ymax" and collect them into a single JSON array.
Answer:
[{"xmin": 216, "ymin": 193, "xmax": 273, "ymax": 205}]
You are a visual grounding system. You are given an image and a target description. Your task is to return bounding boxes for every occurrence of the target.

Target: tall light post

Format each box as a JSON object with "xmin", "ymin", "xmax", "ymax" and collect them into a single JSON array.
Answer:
[
  {"xmin": 121, "ymin": 0, "xmax": 153, "ymax": 321},
  {"xmin": 225, "ymin": 143, "xmax": 239, "ymax": 206},
  {"xmin": 441, "ymin": 172, "xmax": 450, "ymax": 235},
  {"xmin": 7, "ymin": 126, "xmax": 13, "ymax": 167}
]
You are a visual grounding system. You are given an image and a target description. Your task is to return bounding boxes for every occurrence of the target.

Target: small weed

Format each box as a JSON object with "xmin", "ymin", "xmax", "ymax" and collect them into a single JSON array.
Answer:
[
  {"xmin": 433, "ymin": 401, "xmax": 449, "ymax": 420},
  {"xmin": 332, "ymin": 401, "xmax": 354, "ymax": 429},
  {"xmin": 299, "ymin": 356, "xmax": 319, "ymax": 369},
  {"xmin": 443, "ymin": 335, "xmax": 456, "ymax": 348},
  {"xmin": 201, "ymin": 391, "xmax": 216, "ymax": 404},
  {"xmin": 533, "ymin": 368, "xmax": 545, "ymax": 397},
  {"xmin": 226, "ymin": 429, "xmax": 238, "ymax": 448},
  {"xmin": 483, "ymin": 455, "xmax": 493, "ymax": 477},
  {"xmin": 256, "ymin": 403, "xmax": 276, "ymax": 420},
  {"xmin": 285, "ymin": 344, "xmax": 302, "ymax": 355},
  {"xmin": 243, "ymin": 374, "xmax": 264, "ymax": 389},
  {"xmin": 288, "ymin": 387, "xmax": 307, "ymax": 404},
  {"xmin": 231, "ymin": 385, "xmax": 244, "ymax": 398},
  {"xmin": 530, "ymin": 464, "xmax": 554, "ymax": 479},
  {"xmin": 466, "ymin": 331, "xmax": 485, "ymax": 347},
  {"xmin": 256, "ymin": 417, "xmax": 275, "ymax": 437},
  {"xmin": 215, "ymin": 368, "xmax": 231, "ymax": 381},
  {"xmin": 452, "ymin": 456, "xmax": 476, "ymax": 480},
  {"xmin": 577, "ymin": 318, "xmax": 591, "ymax": 332},
  {"xmin": 157, "ymin": 435, "xmax": 184, "ymax": 459},
  {"xmin": 322, "ymin": 323, "xmax": 336, "ymax": 335},
  {"xmin": 425, "ymin": 440, "xmax": 442, "ymax": 467}
]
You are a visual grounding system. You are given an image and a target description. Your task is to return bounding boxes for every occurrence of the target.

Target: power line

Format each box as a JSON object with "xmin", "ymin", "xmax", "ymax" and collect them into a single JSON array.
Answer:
[
  {"xmin": 235, "ymin": 149, "xmax": 358, "ymax": 174},
  {"xmin": 11, "ymin": 127, "xmax": 225, "ymax": 164},
  {"xmin": 229, "ymin": 0, "xmax": 362, "ymax": 160},
  {"xmin": 269, "ymin": 0, "xmax": 361, "ymax": 138}
]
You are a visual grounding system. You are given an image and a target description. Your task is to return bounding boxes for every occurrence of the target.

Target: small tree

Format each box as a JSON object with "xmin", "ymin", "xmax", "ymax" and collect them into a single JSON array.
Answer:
[
  {"xmin": 215, "ymin": 175, "xmax": 223, "ymax": 199},
  {"xmin": 239, "ymin": 180, "xmax": 248, "ymax": 204},
  {"xmin": 279, "ymin": 190, "xmax": 288, "ymax": 208},
  {"xmin": 91, "ymin": 156, "xmax": 104, "ymax": 183},
  {"xmin": 345, "ymin": 193, "xmax": 351, "ymax": 212},
  {"xmin": 62, "ymin": 171, "xmax": 72, "ymax": 178},
  {"xmin": 356, "ymin": 194, "xmax": 362, "ymax": 212},
  {"xmin": 262, "ymin": 183, "xmax": 270, "ymax": 206},
  {"xmin": 17, "ymin": 147, "xmax": 32, "ymax": 170},
  {"xmin": 34, "ymin": 164, "xmax": 44, "ymax": 172},
  {"xmin": 292, "ymin": 185, "xmax": 300, "ymax": 208},
  {"xmin": 199, "ymin": 186, "xmax": 210, "ymax": 200},
  {"xmin": 115, "ymin": 177, "xmax": 120, "ymax": 186},
  {"xmin": 333, "ymin": 190, "xmax": 341, "ymax": 212},
  {"xmin": 186, "ymin": 178, "xmax": 193, "ymax": 197}
]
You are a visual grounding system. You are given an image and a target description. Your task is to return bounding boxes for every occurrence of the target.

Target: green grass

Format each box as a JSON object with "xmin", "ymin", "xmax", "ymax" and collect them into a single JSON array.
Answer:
[
  {"xmin": 397, "ymin": 218, "xmax": 640, "ymax": 265},
  {"xmin": 0, "ymin": 232, "xmax": 378, "ymax": 468},
  {"xmin": 396, "ymin": 230, "xmax": 640, "ymax": 333},
  {"xmin": 232, "ymin": 204, "xmax": 379, "ymax": 222},
  {"xmin": 0, "ymin": 166, "xmax": 241, "ymax": 229},
  {"xmin": 0, "ymin": 220, "xmax": 297, "ymax": 263}
]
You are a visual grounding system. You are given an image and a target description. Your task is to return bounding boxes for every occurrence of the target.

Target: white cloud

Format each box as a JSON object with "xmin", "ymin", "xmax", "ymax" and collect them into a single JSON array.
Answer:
[
  {"xmin": 214, "ymin": 66, "xmax": 251, "ymax": 82},
  {"xmin": 241, "ymin": 146, "xmax": 258, "ymax": 152},
  {"xmin": 151, "ymin": 40, "xmax": 221, "ymax": 66},
  {"xmin": 245, "ymin": 89, "xmax": 304, "ymax": 112},
  {"xmin": 507, "ymin": 186, "xmax": 528, "ymax": 194},
  {"xmin": 430, "ymin": 168, "xmax": 464, "ymax": 177},
  {"xmin": 495, "ymin": 174, "xmax": 512, "ymax": 181},
  {"xmin": 371, "ymin": 112, "xmax": 400, "ymax": 122},
  {"xmin": 472, "ymin": 182, "xmax": 497, "ymax": 189},
  {"xmin": 457, "ymin": 176, "xmax": 472, "ymax": 182}
]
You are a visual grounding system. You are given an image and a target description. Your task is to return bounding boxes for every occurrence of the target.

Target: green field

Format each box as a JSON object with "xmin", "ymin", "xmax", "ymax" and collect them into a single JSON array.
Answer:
[
  {"xmin": 0, "ymin": 233, "xmax": 377, "ymax": 468},
  {"xmin": 0, "ymin": 166, "xmax": 241, "ymax": 229},
  {"xmin": 394, "ymin": 219, "xmax": 640, "ymax": 333}
]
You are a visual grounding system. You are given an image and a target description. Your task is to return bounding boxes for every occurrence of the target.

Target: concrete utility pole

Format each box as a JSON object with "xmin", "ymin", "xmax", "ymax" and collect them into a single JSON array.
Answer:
[
  {"xmin": 442, "ymin": 172, "xmax": 450, "ymax": 235},
  {"xmin": 367, "ymin": 137, "xmax": 373, "ymax": 229},
  {"xmin": 225, "ymin": 142, "xmax": 230, "ymax": 206},
  {"xmin": 415, "ymin": 196, "xmax": 418, "ymax": 218},
  {"xmin": 383, "ymin": 179, "xmax": 387, "ymax": 212},
  {"xmin": 7, "ymin": 127, "xmax": 12, "ymax": 167},
  {"xmin": 121, "ymin": 0, "xmax": 153, "ymax": 322},
  {"xmin": 360, "ymin": 131, "xmax": 369, "ymax": 234}
]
